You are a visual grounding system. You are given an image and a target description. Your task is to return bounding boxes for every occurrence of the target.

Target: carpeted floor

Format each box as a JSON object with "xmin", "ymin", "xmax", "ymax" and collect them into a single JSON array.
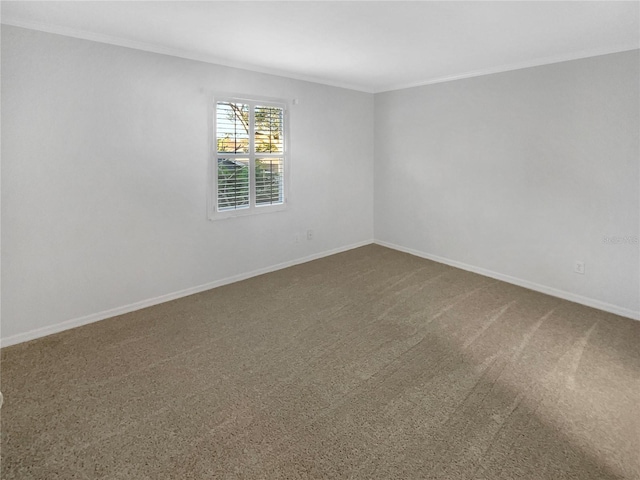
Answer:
[{"xmin": 1, "ymin": 245, "xmax": 639, "ymax": 479}]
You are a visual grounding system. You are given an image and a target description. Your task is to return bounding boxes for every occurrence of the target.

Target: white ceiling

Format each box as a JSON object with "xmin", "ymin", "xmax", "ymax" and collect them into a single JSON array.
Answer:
[{"xmin": 2, "ymin": 1, "xmax": 639, "ymax": 93}]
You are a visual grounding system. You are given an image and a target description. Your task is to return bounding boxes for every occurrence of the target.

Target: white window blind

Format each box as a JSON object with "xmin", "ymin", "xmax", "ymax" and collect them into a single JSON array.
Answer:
[{"xmin": 212, "ymin": 98, "xmax": 287, "ymax": 218}]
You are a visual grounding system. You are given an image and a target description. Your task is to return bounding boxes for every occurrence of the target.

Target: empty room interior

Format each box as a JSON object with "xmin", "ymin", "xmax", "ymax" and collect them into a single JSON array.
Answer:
[{"xmin": 1, "ymin": 1, "xmax": 639, "ymax": 479}]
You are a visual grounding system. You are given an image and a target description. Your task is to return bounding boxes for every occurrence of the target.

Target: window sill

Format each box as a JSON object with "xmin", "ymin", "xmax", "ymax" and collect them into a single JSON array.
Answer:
[{"xmin": 208, "ymin": 203, "xmax": 288, "ymax": 221}]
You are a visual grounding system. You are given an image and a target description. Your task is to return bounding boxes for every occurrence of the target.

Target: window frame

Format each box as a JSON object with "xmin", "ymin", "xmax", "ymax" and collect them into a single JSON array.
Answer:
[{"xmin": 208, "ymin": 95, "xmax": 289, "ymax": 220}]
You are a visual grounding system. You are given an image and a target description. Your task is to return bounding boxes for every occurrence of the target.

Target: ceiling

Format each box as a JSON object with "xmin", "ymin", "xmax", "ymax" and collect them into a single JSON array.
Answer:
[{"xmin": 2, "ymin": 1, "xmax": 639, "ymax": 93}]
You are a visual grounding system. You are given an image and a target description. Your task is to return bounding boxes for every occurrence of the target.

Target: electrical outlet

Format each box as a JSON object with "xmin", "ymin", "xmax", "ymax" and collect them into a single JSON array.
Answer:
[
  {"xmin": 307, "ymin": 229, "xmax": 314, "ymax": 241},
  {"xmin": 574, "ymin": 261, "xmax": 585, "ymax": 275}
]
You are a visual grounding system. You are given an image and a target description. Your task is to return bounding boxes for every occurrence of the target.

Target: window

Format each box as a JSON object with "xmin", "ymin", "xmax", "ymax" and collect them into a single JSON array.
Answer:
[{"xmin": 210, "ymin": 97, "xmax": 287, "ymax": 218}]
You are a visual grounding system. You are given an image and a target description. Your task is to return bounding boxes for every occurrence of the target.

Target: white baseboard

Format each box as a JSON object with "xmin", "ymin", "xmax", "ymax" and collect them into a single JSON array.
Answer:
[
  {"xmin": 1, "ymin": 240, "xmax": 374, "ymax": 348},
  {"xmin": 375, "ymin": 240, "xmax": 640, "ymax": 321}
]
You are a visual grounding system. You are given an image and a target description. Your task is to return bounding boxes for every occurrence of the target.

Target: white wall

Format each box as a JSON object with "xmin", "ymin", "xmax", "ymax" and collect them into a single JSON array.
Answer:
[
  {"xmin": 3, "ymin": 26, "xmax": 638, "ymax": 346},
  {"xmin": 1, "ymin": 26, "xmax": 374, "ymax": 344},
  {"xmin": 375, "ymin": 50, "xmax": 640, "ymax": 317}
]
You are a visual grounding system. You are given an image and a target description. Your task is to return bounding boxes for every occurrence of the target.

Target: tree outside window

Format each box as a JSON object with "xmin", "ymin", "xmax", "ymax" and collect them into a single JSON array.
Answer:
[{"xmin": 215, "ymin": 101, "xmax": 285, "ymax": 213}]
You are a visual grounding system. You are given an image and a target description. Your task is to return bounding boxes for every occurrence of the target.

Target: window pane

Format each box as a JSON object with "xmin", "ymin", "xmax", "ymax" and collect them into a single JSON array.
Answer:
[
  {"xmin": 256, "ymin": 158, "xmax": 284, "ymax": 206},
  {"xmin": 217, "ymin": 158, "xmax": 249, "ymax": 211},
  {"xmin": 254, "ymin": 106, "xmax": 283, "ymax": 154},
  {"xmin": 217, "ymin": 102, "xmax": 249, "ymax": 154}
]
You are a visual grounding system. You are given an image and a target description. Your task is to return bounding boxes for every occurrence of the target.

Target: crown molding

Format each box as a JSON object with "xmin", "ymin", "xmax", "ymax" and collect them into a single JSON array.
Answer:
[
  {"xmin": 0, "ymin": 18, "xmax": 375, "ymax": 94},
  {"xmin": 2, "ymin": 17, "xmax": 637, "ymax": 96},
  {"xmin": 374, "ymin": 45, "xmax": 640, "ymax": 93}
]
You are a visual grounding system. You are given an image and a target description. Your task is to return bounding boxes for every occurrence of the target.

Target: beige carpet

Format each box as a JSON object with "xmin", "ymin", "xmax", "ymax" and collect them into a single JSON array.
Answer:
[{"xmin": 2, "ymin": 245, "xmax": 639, "ymax": 479}]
